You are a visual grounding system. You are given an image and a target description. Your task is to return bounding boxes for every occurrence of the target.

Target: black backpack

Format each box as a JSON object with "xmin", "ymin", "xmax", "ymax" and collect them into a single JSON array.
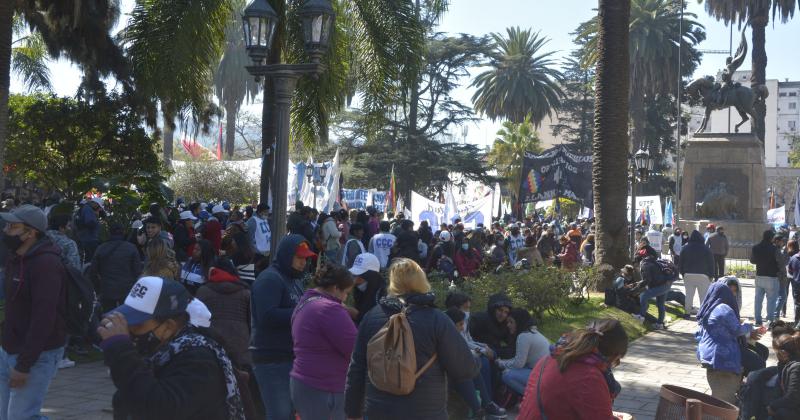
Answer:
[{"xmin": 62, "ymin": 259, "xmax": 99, "ymax": 337}]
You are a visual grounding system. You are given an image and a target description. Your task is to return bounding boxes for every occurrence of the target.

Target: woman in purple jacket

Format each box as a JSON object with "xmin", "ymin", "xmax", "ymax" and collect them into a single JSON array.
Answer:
[{"xmin": 290, "ymin": 262, "xmax": 357, "ymax": 420}]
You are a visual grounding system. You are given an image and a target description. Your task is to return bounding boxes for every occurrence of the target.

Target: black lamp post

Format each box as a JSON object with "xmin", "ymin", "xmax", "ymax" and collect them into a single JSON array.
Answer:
[
  {"xmin": 629, "ymin": 148, "xmax": 656, "ymax": 257},
  {"xmin": 243, "ymin": 0, "xmax": 334, "ymax": 252}
]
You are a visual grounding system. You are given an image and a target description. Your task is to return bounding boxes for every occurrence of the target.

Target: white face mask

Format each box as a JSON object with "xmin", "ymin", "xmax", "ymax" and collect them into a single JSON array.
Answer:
[
  {"xmin": 356, "ymin": 282, "xmax": 368, "ymax": 292},
  {"xmin": 462, "ymin": 311, "xmax": 470, "ymax": 325}
]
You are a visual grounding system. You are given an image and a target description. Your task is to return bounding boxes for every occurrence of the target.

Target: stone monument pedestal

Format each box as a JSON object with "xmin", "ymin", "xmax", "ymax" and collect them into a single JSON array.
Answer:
[{"xmin": 677, "ymin": 133, "xmax": 769, "ymax": 259}]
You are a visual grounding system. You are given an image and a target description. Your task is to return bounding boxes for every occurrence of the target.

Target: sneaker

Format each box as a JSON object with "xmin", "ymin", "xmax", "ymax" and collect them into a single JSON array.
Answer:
[
  {"xmin": 653, "ymin": 323, "xmax": 665, "ymax": 330},
  {"xmin": 484, "ymin": 402, "xmax": 507, "ymax": 418},
  {"xmin": 632, "ymin": 314, "xmax": 645, "ymax": 323},
  {"xmin": 58, "ymin": 358, "xmax": 76, "ymax": 369}
]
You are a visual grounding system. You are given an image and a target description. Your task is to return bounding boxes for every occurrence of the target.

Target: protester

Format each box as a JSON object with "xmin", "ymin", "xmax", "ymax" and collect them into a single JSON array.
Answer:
[
  {"xmin": 368, "ymin": 221, "xmax": 396, "ymax": 270},
  {"xmin": 46, "ymin": 212, "xmax": 80, "ymax": 270},
  {"xmin": 427, "ymin": 230, "xmax": 455, "ymax": 274},
  {"xmin": 497, "ymin": 309, "xmax": 550, "ymax": 395},
  {"xmin": 634, "ymin": 248, "xmax": 671, "ymax": 330},
  {"xmin": 348, "ymin": 253, "xmax": 386, "ymax": 324},
  {"xmin": 775, "ymin": 236, "xmax": 790, "ymax": 320},
  {"xmin": 247, "ymin": 203, "xmax": 271, "ymax": 258},
  {"xmin": 201, "ymin": 209, "xmax": 224, "ymax": 254},
  {"xmin": 290, "ymin": 263, "xmax": 357, "ymax": 420},
  {"xmin": 196, "ymin": 260, "xmax": 252, "ymax": 368},
  {"xmin": 137, "ymin": 216, "xmax": 174, "ymax": 250},
  {"xmin": 751, "ymin": 230, "xmax": 781, "ymax": 326},
  {"xmin": 179, "ymin": 239, "xmax": 215, "ymax": 294},
  {"xmin": 229, "ymin": 233, "xmax": 257, "ymax": 285},
  {"xmin": 580, "ymin": 233, "xmax": 595, "ymax": 266},
  {"xmin": 76, "ymin": 197, "xmax": 103, "ymax": 261},
  {"xmin": 97, "ymin": 277, "xmax": 245, "ymax": 419},
  {"xmin": 696, "ymin": 282, "xmax": 766, "ymax": 404},
  {"xmin": 143, "ymin": 238, "xmax": 180, "ymax": 281},
  {"xmin": 645, "ymin": 224, "xmax": 663, "ymax": 255},
  {"xmin": 557, "ymin": 235, "xmax": 579, "ymax": 271},
  {"xmin": 0, "ymin": 205, "xmax": 68, "ymax": 419},
  {"xmin": 706, "ymin": 225, "xmax": 729, "ymax": 279},
  {"xmin": 536, "ymin": 230, "xmax": 557, "ymax": 263},
  {"xmin": 505, "ymin": 226, "xmax": 525, "ymax": 265},
  {"xmin": 344, "ymin": 258, "xmax": 477, "ymax": 420},
  {"xmin": 518, "ymin": 319, "xmax": 629, "ymax": 420},
  {"xmin": 342, "ymin": 223, "xmax": 366, "ymax": 268},
  {"xmin": 788, "ymin": 241, "xmax": 800, "ymax": 329},
  {"xmin": 704, "ymin": 223, "xmax": 716, "ymax": 242},
  {"xmin": 516, "ymin": 235, "xmax": 544, "ymax": 267},
  {"xmin": 392, "ymin": 220, "xmax": 419, "ymax": 262},
  {"xmin": 767, "ymin": 333, "xmax": 800, "ymax": 419},
  {"xmin": 251, "ymin": 234, "xmax": 316, "ymax": 420},
  {"xmin": 680, "ymin": 230, "xmax": 715, "ymax": 314},
  {"xmin": 321, "ymin": 212, "xmax": 342, "ymax": 262},
  {"xmin": 173, "ymin": 210, "xmax": 198, "ymax": 262},
  {"xmin": 454, "ymin": 240, "xmax": 482, "ymax": 278},
  {"xmin": 89, "ymin": 223, "xmax": 144, "ymax": 313},
  {"xmin": 469, "ymin": 293, "xmax": 515, "ymax": 359},
  {"xmin": 669, "ymin": 228, "xmax": 683, "ymax": 266},
  {"xmin": 445, "ymin": 291, "xmax": 495, "ymax": 393}
]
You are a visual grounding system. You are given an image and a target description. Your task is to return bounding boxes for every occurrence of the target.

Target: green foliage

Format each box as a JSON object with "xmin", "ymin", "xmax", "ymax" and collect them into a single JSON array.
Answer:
[
  {"xmin": 170, "ymin": 160, "xmax": 258, "ymax": 205},
  {"xmin": 471, "ymin": 27, "xmax": 564, "ymax": 126},
  {"xmin": 788, "ymin": 134, "xmax": 800, "ymax": 168},
  {"xmin": 11, "ymin": 15, "xmax": 51, "ymax": 91},
  {"xmin": 487, "ymin": 116, "xmax": 542, "ymax": 204},
  {"xmin": 700, "ymin": 0, "xmax": 798, "ymax": 26},
  {"xmin": 6, "ymin": 94, "xmax": 165, "ymax": 201}
]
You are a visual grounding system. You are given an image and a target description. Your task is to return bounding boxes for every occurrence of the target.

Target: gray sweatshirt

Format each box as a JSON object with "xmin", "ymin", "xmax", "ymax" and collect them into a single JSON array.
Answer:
[{"xmin": 497, "ymin": 327, "xmax": 551, "ymax": 370}]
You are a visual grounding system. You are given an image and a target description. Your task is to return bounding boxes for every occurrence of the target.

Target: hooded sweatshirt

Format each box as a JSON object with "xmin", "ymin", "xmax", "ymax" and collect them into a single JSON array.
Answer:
[
  {"xmin": 679, "ymin": 230, "xmax": 715, "ymax": 278},
  {"xmin": 2, "ymin": 238, "xmax": 67, "ymax": 373},
  {"xmin": 352, "ymin": 270, "xmax": 386, "ymax": 324},
  {"xmin": 467, "ymin": 293, "xmax": 515, "ymax": 359},
  {"xmin": 696, "ymin": 282, "xmax": 752, "ymax": 374},
  {"xmin": 250, "ymin": 234, "xmax": 307, "ymax": 364},
  {"xmin": 196, "ymin": 268, "xmax": 251, "ymax": 366}
]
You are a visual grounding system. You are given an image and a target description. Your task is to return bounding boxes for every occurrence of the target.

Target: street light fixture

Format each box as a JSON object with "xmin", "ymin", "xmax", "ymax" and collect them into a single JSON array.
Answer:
[
  {"xmin": 629, "ymin": 148, "xmax": 657, "ymax": 257},
  {"xmin": 242, "ymin": 0, "xmax": 334, "ymax": 253}
]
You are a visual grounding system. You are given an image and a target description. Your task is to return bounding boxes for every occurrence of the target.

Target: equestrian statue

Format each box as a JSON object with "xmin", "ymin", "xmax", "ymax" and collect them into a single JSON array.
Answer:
[{"xmin": 687, "ymin": 29, "xmax": 769, "ymax": 142}]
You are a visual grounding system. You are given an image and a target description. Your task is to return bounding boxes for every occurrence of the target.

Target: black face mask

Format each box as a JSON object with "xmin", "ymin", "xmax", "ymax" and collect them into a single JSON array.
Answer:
[
  {"xmin": 2, "ymin": 233, "xmax": 24, "ymax": 252},
  {"xmin": 131, "ymin": 325, "xmax": 164, "ymax": 356},
  {"xmin": 288, "ymin": 267, "xmax": 305, "ymax": 279}
]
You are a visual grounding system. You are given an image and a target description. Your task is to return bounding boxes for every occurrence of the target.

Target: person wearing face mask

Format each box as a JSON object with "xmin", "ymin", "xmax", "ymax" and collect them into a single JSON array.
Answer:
[
  {"xmin": 348, "ymin": 253, "xmax": 386, "ymax": 324},
  {"xmin": 246, "ymin": 203, "xmax": 271, "ymax": 259},
  {"xmin": 454, "ymin": 241, "xmax": 482, "ymax": 278},
  {"xmin": 251, "ymin": 234, "xmax": 316, "ymax": 420},
  {"xmin": 97, "ymin": 276, "xmax": 246, "ymax": 420},
  {"xmin": 290, "ymin": 263, "xmax": 357, "ymax": 420},
  {"xmin": 0, "ymin": 205, "xmax": 68, "ymax": 419},
  {"xmin": 488, "ymin": 234, "xmax": 507, "ymax": 266}
]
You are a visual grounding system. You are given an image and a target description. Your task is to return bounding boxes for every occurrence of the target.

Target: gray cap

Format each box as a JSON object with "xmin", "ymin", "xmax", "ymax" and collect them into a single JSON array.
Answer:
[{"xmin": 0, "ymin": 204, "xmax": 48, "ymax": 232}]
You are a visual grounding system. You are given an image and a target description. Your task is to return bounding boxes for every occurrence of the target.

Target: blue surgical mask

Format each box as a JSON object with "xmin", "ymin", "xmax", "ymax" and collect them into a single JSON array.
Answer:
[{"xmin": 462, "ymin": 244, "xmax": 469, "ymax": 251}]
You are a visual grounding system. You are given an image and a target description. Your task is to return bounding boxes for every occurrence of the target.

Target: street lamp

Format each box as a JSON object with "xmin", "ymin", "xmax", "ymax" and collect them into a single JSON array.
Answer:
[
  {"xmin": 243, "ymin": 0, "xmax": 335, "ymax": 253},
  {"xmin": 629, "ymin": 148, "xmax": 656, "ymax": 257}
]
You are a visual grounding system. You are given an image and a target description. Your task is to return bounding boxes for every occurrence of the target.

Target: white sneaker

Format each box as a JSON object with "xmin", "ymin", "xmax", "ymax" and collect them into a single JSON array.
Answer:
[
  {"xmin": 58, "ymin": 358, "xmax": 76, "ymax": 369},
  {"xmin": 633, "ymin": 314, "xmax": 645, "ymax": 323},
  {"xmin": 653, "ymin": 323, "xmax": 665, "ymax": 330}
]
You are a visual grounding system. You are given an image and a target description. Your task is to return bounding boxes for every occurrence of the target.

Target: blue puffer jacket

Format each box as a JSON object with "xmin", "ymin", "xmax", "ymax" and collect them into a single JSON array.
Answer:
[{"xmin": 696, "ymin": 303, "xmax": 752, "ymax": 374}]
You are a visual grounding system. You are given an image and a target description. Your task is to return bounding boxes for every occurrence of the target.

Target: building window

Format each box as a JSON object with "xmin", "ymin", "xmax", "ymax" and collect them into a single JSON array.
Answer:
[
  {"xmin": 790, "ymin": 92, "xmax": 798, "ymax": 97},
  {"xmin": 791, "ymin": 102, "xmax": 798, "ymax": 109},
  {"xmin": 790, "ymin": 121, "xmax": 797, "ymax": 131}
]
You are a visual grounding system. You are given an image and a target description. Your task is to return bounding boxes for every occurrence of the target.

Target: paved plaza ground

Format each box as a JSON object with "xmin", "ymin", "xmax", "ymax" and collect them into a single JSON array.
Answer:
[{"xmin": 41, "ymin": 277, "xmax": 795, "ymax": 419}]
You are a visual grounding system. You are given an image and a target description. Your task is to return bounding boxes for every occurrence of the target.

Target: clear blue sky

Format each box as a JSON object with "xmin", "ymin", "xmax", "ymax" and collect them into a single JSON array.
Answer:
[{"xmin": 11, "ymin": 0, "xmax": 800, "ymax": 147}]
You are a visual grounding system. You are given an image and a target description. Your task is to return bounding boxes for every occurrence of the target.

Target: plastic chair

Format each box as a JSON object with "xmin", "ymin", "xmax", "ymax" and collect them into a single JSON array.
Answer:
[{"xmin": 655, "ymin": 384, "xmax": 739, "ymax": 420}]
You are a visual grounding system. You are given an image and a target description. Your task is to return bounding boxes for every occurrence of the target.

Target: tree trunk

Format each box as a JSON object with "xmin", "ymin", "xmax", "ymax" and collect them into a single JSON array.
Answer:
[
  {"xmin": 163, "ymin": 112, "xmax": 174, "ymax": 164},
  {"xmin": 750, "ymin": 9, "xmax": 768, "ymax": 143},
  {"xmin": 225, "ymin": 106, "xmax": 236, "ymax": 159},
  {"xmin": 0, "ymin": 0, "xmax": 12, "ymax": 191},
  {"xmin": 593, "ymin": 0, "xmax": 631, "ymax": 289}
]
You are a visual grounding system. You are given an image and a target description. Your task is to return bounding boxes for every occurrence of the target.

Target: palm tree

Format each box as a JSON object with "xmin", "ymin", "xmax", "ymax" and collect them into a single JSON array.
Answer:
[
  {"xmin": 578, "ymin": 0, "xmax": 704, "ymax": 150},
  {"xmin": 593, "ymin": 0, "xmax": 631, "ymax": 285},
  {"xmin": 213, "ymin": 0, "xmax": 259, "ymax": 160},
  {"xmin": 11, "ymin": 16, "xmax": 51, "ymax": 92},
  {"xmin": 471, "ymin": 27, "xmax": 565, "ymax": 126},
  {"xmin": 700, "ymin": 0, "xmax": 798, "ymax": 142},
  {"xmin": 487, "ymin": 115, "xmax": 542, "ymax": 212}
]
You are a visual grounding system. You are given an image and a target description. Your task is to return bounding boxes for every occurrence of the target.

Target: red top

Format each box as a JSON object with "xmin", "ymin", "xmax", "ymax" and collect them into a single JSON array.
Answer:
[
  {"xmin": 203, "ymin": 220, "xmax": 223, "ymax": 253},
  {"xmin": 454, "ymin": 249, "xmax": 481, "ymax": 277},
  {"xmin": 518, "ymin": 356, "xmax": 615, "ymax": 420}
]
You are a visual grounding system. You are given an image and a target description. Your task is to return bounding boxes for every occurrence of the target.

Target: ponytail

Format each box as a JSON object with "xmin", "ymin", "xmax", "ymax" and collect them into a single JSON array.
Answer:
[{"xmin": 556, "ymin": 319, "xmax": 628, "ymax": 372}]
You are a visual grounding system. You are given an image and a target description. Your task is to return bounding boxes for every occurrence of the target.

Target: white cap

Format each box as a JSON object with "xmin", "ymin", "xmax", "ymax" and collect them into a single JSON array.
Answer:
[
  {"xmin": 212, "ymin": 204, "xmax": 228, "ymax": 214},
  {"xmin": 440, "ymin": 231, "xmax": 452, "ymax": 242},
  {"xmin": 91, "ymin": 197, "xmax": 104, "ymax": 207},
  {"xmin": 179, "ymin": 210, "xmax": 197, "ymax": 221},
  {"xmin": 349, "ymin": 253, "xmax": 381, "ymax": 276},
  {"xmin": 131, "ymin": 220, "xmax": 143, "ymax": 229}
]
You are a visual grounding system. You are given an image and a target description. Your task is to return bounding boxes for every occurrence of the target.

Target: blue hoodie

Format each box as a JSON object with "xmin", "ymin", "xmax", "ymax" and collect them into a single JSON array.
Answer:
[{"xmin": 250, "ymin": 234, "xmax": 308, "ymax": 363}]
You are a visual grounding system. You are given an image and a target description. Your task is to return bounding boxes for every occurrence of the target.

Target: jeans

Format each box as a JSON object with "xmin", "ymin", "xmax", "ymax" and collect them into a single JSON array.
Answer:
[
  {"xmin": 452, "ymin": 355, "xmax": 493, "ymax": 413},
  {"xmin": 776, "ymin": 278, "xmax": 790, "ymax": 319},
  {"xmin": 289, "ymin": 377, "xmax": 345, "ymax": 420},
  {"xmin": 713, "ymin": 254, "xmax": 726, "ymax": 280},
  {"xmin": 0, "ymin": 347, "xmax": 64, "ymax": 420},
  {"xmin": 640, "ymin": 284, "xmax": 670, "ymax": 324},
  {"xmin": 502, "ymin": 368, "xmax": 532, "ymax": 395},
  {"xmin": 478, "ymin": 355, "xmax": 491, "ymax": 401},
  {"xmin": 754, "ymin": 276, "xmax": 779, "ymax": 325},
  {"xmin": 683, "ymin": 273, "xmax": 711, "ymax": 312},
  {"xmin": 253, "ymin": 362, "xmax": 293, "ymax": 420}
]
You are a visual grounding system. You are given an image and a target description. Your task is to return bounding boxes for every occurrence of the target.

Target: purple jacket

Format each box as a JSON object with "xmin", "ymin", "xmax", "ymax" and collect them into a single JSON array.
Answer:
[{"xmin": 291, "ymin": 289, "xmax": 357, "ymax": 393}]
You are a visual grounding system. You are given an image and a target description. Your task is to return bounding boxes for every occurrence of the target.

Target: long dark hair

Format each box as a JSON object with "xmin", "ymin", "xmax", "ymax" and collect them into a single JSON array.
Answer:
[
  {"xmin": 231, "ymin": 232, "xmax": 255, "ymax": 266},
  {"xmin": 556, "ymin": 319, "xmax": 628, "ymax": 372},
  {"xmin": 195, "ymin": 239, "xmax": 216, "ymax": 280}
]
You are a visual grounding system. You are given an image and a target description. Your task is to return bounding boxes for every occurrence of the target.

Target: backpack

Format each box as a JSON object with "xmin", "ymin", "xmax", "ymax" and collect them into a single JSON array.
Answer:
[
  {"xmin": 654, "ymin": 259, "xmax": 679, "ymax": 285},
  {"xmin": 437, "ymin": 255, "xmax": 456, "ymax": 279},
  {"xmin": 63, "ymin": 260, "xmax": 99, "ymax": 337},
  {"xmin": 366, "ymin": 305, "xmax": 438, "ymax": 395}
]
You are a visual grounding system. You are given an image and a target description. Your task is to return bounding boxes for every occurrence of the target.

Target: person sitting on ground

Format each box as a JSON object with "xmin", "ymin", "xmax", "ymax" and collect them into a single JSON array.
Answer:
[
  {"xmin": 739, "ymin": 322, "xmax": 796, "ymax": 420},
  {"xmin": 497, "ymin": 309, "xmax": 550, "ymax": 396},
  {"xmin": 426, "ymin": 230, "xmax": 455, "ymax": 274},
  {"xmin": 445, "ymin": 291, "xmax": 495, "ymax": 394},
  {"xmin": 515, "ymin": 235, "xmax": 544, "ymax": 267},
  {"xmin": 344, "ymin": 258, "xmax": 477, "ymax": 420},
  {"xmin": 97, "ymin": 277, "xmax": 245, "ymax": 420},
  {"xmin": 488, "ymin": 234, "xmax": 507, "ymax": 267},
  {"xmin": 445, "ymin": 308, "xmax": 507, "ymax": 420},
  {"xmin": 518, "ymin": 319, "xmax": 631, "ymax": 420},
  {"xmin": 454, "ymin": 240, "xmax": 482, "ymax": 278},
  {"xmin": 556, "ymin": 235, "xmax": 578, "ymax": 271},
  {"xmin": 468, "ymin": 293, "xmax": 515, "ymax": 359},
  {"xmin": 696, "ymin": 282, "xmax": 767, "ymax": 404},
  {"xmin": 179, "ymin": 239, "xmax": 216, "ymax": 294},
  {"xmin": 766, "ymin": 332, "xmax": 800, "ymax": 419},
  {"xmin": 290, "ymin": 262, "xmax": 357, "ymax": 420},
  {"xmin": 348, "ymin": 253, "xmax": 386, "ymax": 325},
  {"xmin": 536, "ymin": 230, "xmax": 557, "ymax": 264}
]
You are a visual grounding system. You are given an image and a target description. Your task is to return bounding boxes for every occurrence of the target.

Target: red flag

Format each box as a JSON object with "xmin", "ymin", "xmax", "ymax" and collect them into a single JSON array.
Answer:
[{"xmin": 216, "ymin": 124, "xmax": 223, "ymax": 160}]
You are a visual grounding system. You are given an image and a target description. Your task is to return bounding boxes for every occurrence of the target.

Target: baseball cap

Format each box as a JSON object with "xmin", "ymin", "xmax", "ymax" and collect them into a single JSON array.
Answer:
[
  {"xmin": 295, "ymin": 241, "xmax": 317, "ymax": 259},
  {"xmin": 440, "ymin": 231, "xmax": 452, "ymax": 242},
  {"xmin": 349, "ymin": 253, "xmax": 380, "ymax": 276},
  {"xmin": 707, "ymin": 223, "xmax": 716, "ymax": 230},
  {"xmin": 112, "ymin": 277, "xmax": 192, "ymax": 326},
  {"xmin": 179, "ymin": 210, "xmax": 197, "ymax": 221},
  {"xmin": 212, "ymin": 204, "xmax": 228, "ymax": 214},
  {"xmin": 0, "ymin": 204, "xmax": 47, "ymax": 232},
  {"xmin": 90, "ymin": 197, "xmax": 104, "ymax": 207}
]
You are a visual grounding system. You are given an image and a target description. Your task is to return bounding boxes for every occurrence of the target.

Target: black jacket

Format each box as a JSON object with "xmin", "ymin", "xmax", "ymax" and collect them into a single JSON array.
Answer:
[
  {"xmin": 679, "ymin": 230, "xmax": 715, "ymax": 278},
  {"xmin": 88, "ymin": 237, "xmax": 143, "ymax": 301},
  {"xmin": 468, "ymin": 293, "xmax": 515, "ymax": 359},
  {"xmin": 770, "ymin": 361, "xmax": 800, "ymax": 419},
  {"xmin": 352, "ymin": 271, "xmax": 386, "ymax": 325},
  {"xmin": 344, "ymin": 293, "xmax": 476, "ymax": 420},
  {"xmin": 103, "ymin": 337, "xmax": 228, "ymax": 420},
  {"xmin": 393, "ymin": 230, "xmax": 420, "ymax": 262},
  {"xmin": 751, "ymin": 240, "xmax": 780, "ymax": 278},
  {"xmin": 172, "ymin": 224, "xmax": 196, "ymax": 262}
]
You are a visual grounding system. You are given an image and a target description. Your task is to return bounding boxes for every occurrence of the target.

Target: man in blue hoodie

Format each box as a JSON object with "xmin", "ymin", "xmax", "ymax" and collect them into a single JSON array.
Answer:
[
  {"xmin": 251, "ymin": 234, "xmax": 316, "ymax": 420},
  {"xmin": 679, "ymin": 230, "xmax": 715, "ymax": 314}
]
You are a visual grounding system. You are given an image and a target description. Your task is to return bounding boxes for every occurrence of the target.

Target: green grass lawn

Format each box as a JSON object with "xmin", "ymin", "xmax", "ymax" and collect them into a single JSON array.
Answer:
[{"xmin": 537, "ymin": 295, "xmax": 686, "ymax": 343}]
